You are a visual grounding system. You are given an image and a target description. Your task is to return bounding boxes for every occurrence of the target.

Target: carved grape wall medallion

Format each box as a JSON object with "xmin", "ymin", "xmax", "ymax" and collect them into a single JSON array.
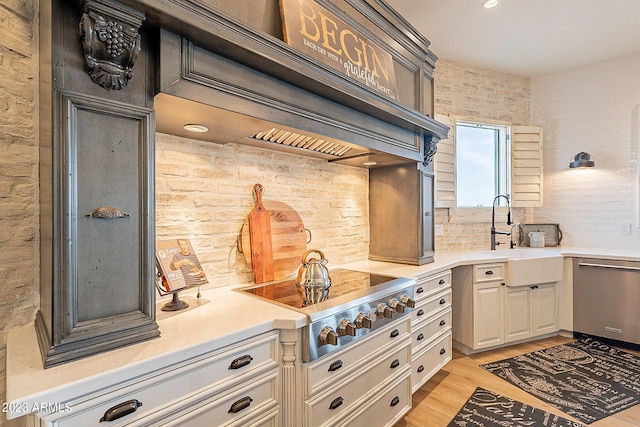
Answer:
[
  {"xmin": 423, "ymin": 136, "xmax": 439, "ymax": 165},
  {"xmin": 79, "ymin": 0, "xmax": 145, "ymax": 91}
]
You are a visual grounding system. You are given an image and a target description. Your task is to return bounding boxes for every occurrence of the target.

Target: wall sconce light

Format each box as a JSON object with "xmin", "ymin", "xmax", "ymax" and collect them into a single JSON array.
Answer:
[
  {"xmin": 569, "ymin": 151, "xmax": 595, "ymax": 169},
  {"xmin": 482, "ymin": 0, "xmax": 498, "ymax": 8}
]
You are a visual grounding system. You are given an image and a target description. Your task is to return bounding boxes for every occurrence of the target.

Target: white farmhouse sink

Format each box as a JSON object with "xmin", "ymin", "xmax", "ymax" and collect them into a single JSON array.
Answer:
[{"xmin": 503, "ymin": 249, "xmax": 563, "ymax": 286}]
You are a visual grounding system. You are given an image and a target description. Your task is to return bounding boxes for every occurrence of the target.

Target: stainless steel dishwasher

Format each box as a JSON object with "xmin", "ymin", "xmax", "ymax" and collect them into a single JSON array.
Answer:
[{"xmin": 573, "ymin": 258, "xmax": 640, "ymax": 346}]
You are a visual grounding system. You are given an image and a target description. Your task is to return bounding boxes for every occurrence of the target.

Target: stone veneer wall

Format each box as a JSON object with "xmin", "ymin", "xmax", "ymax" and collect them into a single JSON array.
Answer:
[
  {"xmin": 1, "ymin": 1, "xmax": 39, "ymax": 426},
  {"xmin": 155, "ymin": 134, "xmax": 370, "ymax": 289},
  {"xmin": 433, "ymin": 59, "xmax": 534, "ymax": 251}
]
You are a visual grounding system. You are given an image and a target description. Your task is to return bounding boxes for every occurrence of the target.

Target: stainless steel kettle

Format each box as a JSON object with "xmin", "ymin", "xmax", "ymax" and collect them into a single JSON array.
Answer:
[{"xmin": 296, "ymin": 249, "xmax": 332, "ymax": 304}]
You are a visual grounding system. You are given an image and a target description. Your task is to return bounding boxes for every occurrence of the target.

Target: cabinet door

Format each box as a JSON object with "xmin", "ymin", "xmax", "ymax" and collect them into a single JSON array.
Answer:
[
  {"xmin": 473, "ymin": 282, "xmax": 504, "ymax": 349},
  {"xmin": 505, "ymin": 287, "xmax": 532, "ymax": 342},
  {"xmin": 532, "ymin": 283, "xmax": 558, "ymax": 335},
  {"xmin": 421, "ymin": 172, "xmax": 435, "ymax": 262}
]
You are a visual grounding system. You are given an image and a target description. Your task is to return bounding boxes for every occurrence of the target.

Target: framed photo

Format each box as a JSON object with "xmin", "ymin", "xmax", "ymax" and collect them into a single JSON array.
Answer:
[{"xmin": 155, "ymin": 238, "xmax": 208, "ymax": 295}]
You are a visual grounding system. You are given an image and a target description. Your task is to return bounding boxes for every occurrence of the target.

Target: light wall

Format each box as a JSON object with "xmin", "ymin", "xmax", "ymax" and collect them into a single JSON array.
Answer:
[
  {"xmin": 433, "ymin": 59, "xmax": 533, "ymax": 250},
  {"xmin": 1, "ymin": 3, "xmax": 39, "ymax": 425},
  {"xmin": 531, "ymin": 52, "xmax": 640, "ymax": 249},
  {"xmin": 155, "ymin": 134, "xmax": 370, "ymax": 288}
]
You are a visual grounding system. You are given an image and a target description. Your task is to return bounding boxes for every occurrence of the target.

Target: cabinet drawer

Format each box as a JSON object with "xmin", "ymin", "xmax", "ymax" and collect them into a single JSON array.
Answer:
[
  {"xmin": 138, "ymin": 370, "xmax": 278, "ymax": 427},
  {"xmin": 411, "ymin": 308, "xmax": 452, "ymax": 353},
  {"xmin": 411, "ymin": 289, "xmax": 451, "ymax": 324},
  {"xmin": 411, "ymin": 332, "xmax": 452, "ymax": 393},
  {"xmin": 415, "ymin": 270, "xmax": 451, "ymax": 300},
  {"xmin": 39, "ymin": 332, "xmax": 278, "ymax": 426},
  {"xmin": 304, "ymin": 343, "xmax": 410, "ymax": 427},
  {"xmin": 304, "ymin": 318, "xmax": 410, "ymax": 396},
  {"xmin": 339, "ymin": 372, "xmax": 411, "ymax": 427},
  {"xmin": 474, "ymin": 263, "xmax": 505, "ymax": 283}
]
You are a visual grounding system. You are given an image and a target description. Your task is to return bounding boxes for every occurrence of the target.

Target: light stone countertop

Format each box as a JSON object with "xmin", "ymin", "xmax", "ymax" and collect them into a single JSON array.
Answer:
[
  {"xmin": 6, "ymin": 246, "xmax": 639, "ymax": 420},
  {"xmin": 339, "ymin": 247, "xmax": 640, "ymax": 280},
  {"xmin": 5, "ymin": 287, "xmax": 305, "ymax": 420}
]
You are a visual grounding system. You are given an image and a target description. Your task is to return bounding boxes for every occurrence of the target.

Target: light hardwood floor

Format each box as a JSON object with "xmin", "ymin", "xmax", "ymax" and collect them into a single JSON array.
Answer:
[{"xmin": 396, "ymin": 336, "xmax": 640, "ymax": 427}]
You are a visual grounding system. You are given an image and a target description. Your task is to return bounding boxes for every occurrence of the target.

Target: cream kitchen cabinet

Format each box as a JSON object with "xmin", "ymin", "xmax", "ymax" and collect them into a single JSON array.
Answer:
[
  {"xmin": 33, "ymin": 331, "xmax": 280, "ymax": 427},
  {"xmin": 300, "ymin": 318, "xmax": 412, "ymax": 427},
  {"xmin": 452, "ymin": 263, "xmax": 506, "ymax": 353},
  {"xmin": 453, "ymin": 263, "xmax": 559, "ymax": 354},
  {"xmin": 505, "ymin": 282, "xmax": 559, "ymax": 342},
  {"xmin": 410, "ymin": 270, "xmax": 453, "ymax": 393}
]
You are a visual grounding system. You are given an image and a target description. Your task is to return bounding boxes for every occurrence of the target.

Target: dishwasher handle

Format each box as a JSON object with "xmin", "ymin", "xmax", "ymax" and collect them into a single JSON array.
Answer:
[{"xmin": 578, "ymin": 262, "xmax": 640, "ymax": 272}]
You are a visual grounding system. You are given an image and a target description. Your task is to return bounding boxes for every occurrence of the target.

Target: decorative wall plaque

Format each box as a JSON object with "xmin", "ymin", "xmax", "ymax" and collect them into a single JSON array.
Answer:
[
  {"xmin": 280, "ymin": 0, "xmax": 398, "ymax": 100},
  {"xmin": 79, "ymin": 0, "xmax": 145, "ymax": 91}
]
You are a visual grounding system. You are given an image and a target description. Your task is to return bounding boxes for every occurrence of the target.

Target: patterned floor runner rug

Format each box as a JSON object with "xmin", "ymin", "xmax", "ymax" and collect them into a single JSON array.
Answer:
[
  {"xmin": 480, "ymin": 336, "xmax": 640, "ymax": 424},
  {"xmin": 448, "ymin": 387, "xmax": 585, "ymax": 427}
]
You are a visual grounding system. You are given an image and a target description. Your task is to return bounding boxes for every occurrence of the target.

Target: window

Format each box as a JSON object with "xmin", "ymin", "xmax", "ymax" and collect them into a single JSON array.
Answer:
[
  {"xmin": 433, "ymin": 113, "xmax": 543, "ymax": 213},
  {"xmin": 455, "ymin": 120, "xmax": 510, "ymax": 208}
]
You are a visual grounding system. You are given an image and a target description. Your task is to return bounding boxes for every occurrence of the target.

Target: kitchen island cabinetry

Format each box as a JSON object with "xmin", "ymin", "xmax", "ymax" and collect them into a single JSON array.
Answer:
[
  {"xmin": 300, "ymin": 318, "xmax": 412, "ymax": 427},
  {"xmin": 409, "ymin": 270, "xmax": 452, "ymax": 393},
  {"xmin": 31, "ymin": 330, "xmax": 280, "ymax": 427}
]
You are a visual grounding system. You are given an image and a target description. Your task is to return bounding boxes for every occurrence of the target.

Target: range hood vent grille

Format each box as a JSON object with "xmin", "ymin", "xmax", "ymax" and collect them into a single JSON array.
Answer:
[{"xmin": 251, "ymin": 128, "xmax": 353, "ymax": 157}]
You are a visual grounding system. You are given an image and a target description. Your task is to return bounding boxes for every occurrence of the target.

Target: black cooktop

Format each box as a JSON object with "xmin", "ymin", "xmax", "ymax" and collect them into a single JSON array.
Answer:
[{"xmin": 243, "ymin": 269, "xmax": 396, "ymax": 309}]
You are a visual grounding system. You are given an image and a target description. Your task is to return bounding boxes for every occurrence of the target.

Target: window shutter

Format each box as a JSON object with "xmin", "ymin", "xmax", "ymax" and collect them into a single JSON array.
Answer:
[
  {"xmin": 511, "ymin": 125, "xmax": 543, "ymax": 207},
  {"xmin": 434, "ymin": 114, "xmax": 455, "ymax": 208}
]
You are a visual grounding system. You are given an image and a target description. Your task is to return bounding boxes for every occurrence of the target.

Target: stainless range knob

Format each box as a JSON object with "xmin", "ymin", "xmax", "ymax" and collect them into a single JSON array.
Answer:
[
  {"xmin": 319, "ymin": 326, "xmax": 339, "ymax": 346},
  {"xmin": 354, "ymin": 312, "xmax": 373, "ymax": 329},
  {"xmin": 377, "ymin": 303, "xmax": 394, "ymax": 319},
  {"xmin": 400, "ymin": 294, "xmax": 416, "ymax": 308},
  {"xmin": 337, "ymin": 319, "xmax": 357, "ymax": 336},
  {"xmin": 389, "ymin": 298, "xmax": 406, "ymax": 313}
]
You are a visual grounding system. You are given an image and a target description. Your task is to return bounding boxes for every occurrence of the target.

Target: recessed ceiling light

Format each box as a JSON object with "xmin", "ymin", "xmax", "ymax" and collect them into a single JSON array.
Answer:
[
  {"xmin": 482, "ymin": 0, "xmax": 498, "ymax": 8},
  {"xmin": 183, "ymin": 124, "xmax": 209, "ymax": 133},
  {"xmin": 363, "ymin": 161, "xmax": 378, "ymax": 166}
]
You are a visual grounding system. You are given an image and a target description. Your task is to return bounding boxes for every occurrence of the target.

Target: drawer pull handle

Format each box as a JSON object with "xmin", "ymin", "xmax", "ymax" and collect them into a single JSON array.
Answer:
[
  {"xmin": 390, "ymin": 359, "xmax": 400, "ymax": 369},
  {"xmin": 485, "ymin": 270, "xmax": 494, "ymax": 275},
  {"xmin": 86, "ymin": 206, "xmax": 130, "ymax": 219},
  {"xmin": 228, "ymin": 396, "xmax": 253, "ymax": 414},
  {"xmin": 439, "ymin": 320, "xmax": 446, "ymax": 326},
  {"xmin": 417, "ymin": 309, "xmax": 424, "ymax": 316},
  {"xmin": 417, "ymin": 333, "xmax": 424, "ymax": 341},
  {"xmin": 439, "ymin": 279, "xmax": 445, "ymax": 285},
  {"xmin": 390, "ymin": 396, "xmax": 400, "ymax": 407},
  {"xmin": 328, "ymin": 360, "xmax": 343, "ymax": 372},
  {"xmin": 99, "ymin": 399, "xmax": 142, "ymax": 422},
  {"xmin": 229, "ymin": 355, "xmax": 253, "ymax": 370},
  {"xmin": 416, "ymin": 287, "xmax": 424, "ymax": 294},
  {"xmin": 417, "ymin": 365, "xmax": 424, "ymax": 373},
  {"xmin": 390, "ymin": 329, "xmax": 400, "ymax": 338},
  {"xmin": 440, "ymin": 348, "xmax": 446, "ymax": 355},
  {"xmin": 329, "ymin": 397, "xmax": 344, "ymax": 410},
  {"xmin": 439, "ymin": 298, "xmax": 446, "ymax": 305}
]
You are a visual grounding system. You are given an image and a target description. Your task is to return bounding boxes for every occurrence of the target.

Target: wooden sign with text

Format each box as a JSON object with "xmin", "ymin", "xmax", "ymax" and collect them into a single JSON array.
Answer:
[{"xmin": 280, "ymin": 0, "xmax": 398, "ymax": 100}]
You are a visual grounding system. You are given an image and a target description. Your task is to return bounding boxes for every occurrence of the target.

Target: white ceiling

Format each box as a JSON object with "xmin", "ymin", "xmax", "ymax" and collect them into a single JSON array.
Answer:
[{"xmin": 385, "ymin": 0, "xmax": 640, "ymax": 77}]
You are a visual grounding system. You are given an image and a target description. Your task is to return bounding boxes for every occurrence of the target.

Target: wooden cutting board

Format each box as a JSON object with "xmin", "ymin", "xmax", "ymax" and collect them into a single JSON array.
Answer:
[
  {"xmin": 248, "ymin": 184, "xmax": 274, "ymax": 283},
  {"xmin": 240, "ymin": 198, "xmax": 307, "ymax": 282}
]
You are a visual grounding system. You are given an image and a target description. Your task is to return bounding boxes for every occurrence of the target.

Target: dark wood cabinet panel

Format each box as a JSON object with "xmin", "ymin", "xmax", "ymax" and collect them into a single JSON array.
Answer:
[
  {"xmin": 369, "ymin": 164, "xmax": 435, "ymax": 265},
  {"xmin": 36, "ymin": 0, "xmax": 158, "ymax": 368}
]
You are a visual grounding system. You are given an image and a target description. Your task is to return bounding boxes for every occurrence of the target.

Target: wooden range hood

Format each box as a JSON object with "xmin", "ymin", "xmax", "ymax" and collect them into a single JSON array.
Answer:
[{"xmin": 147, "ymin": 0, "xmax": 449, "ymax": 168}]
